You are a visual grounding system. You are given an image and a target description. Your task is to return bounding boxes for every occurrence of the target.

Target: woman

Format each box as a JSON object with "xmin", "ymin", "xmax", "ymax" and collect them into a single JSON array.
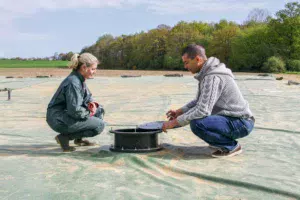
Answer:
[{"xmin": 46, "ymin": 53, "xmax": 105, "ymax": 152}]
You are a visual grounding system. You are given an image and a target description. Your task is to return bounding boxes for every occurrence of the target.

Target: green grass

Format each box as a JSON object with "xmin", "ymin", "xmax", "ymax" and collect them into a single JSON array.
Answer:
[
  {"xmin": 0, "ymin": 60, "xmax": 69, "ymax": 68},
  {"xmin": 284, "ymin": 71, "xmax": 300, "ymax": 74}
]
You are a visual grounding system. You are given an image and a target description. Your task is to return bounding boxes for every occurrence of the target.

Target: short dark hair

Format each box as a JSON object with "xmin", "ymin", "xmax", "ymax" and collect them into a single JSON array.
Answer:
[{"xmin": 182, "ymin": 44, "xmax": 207, "ymax": 60}]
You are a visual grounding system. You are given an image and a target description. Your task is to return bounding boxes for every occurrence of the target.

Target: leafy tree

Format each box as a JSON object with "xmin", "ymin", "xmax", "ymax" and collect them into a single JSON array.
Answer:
[
  {"xmin": 286, "ymin": 59, "xmax": 300, "ymax": 71},
  {"xmin": 65, "ymin": 52, "xmax": 74, "ymax": 61},
  {"xmin": 262, "ymin": 56, "xmax": 286, "ymax": 72},
  {"xmin": 75, "ymin": 2, "xmax": 299, "ymax": 72},
  {"xmin": 209, "ymin": 20, "xmax": 240, "ymax": 65},
  {"xmin": 229, "ymin": 24, "xmax": 273, "ymax": 71},
  {"xmin": 268, "ymin": 2, "xmax": 300, "ymax": 60},
  {"xmin": 164, "ymin": 21, "xmax": 213, "ymax": 69}
]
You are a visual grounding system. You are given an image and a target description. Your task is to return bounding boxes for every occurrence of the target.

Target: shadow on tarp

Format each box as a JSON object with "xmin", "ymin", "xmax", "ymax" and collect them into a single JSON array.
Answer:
[
  {"xmin": 2, "ymin": 145, "xmax": 300, "ymax": 198},
  {"xmin": 0, "ymin": 144, "xmax": 109, "ymax": 158},
  {"xmin": 148, "ymin": 143, "xmax": 213, "ymax": 160},
  {"xmin": 0, "ymin": 143, "xmax": 213, "ymax": 160},
  {"xmin": 97, "ymin": 143, "xmax": 214, "ymax": 160},
  {"xmin": 151, "ymin": 160, "xmax": 300, "ymax": 199}
]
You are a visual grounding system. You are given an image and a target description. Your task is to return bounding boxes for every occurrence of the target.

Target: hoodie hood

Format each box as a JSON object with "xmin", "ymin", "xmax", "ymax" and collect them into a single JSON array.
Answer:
[{"xmin": 194, "ymin": 57, "xmax": 234, "ymax": 81}]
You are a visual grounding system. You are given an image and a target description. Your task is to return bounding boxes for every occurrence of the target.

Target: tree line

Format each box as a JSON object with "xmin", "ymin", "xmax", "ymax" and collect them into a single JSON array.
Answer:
[
  {"xmin": 80, "ymin": 2, "xmax": 299, "ymax": 72},
  {"xmin": 3, "ymin": 2, "xmax": 299, "ymax": 72},
  {"xmin": 1, "ymin": 52, "xmax": 74, "ymax": 62}
]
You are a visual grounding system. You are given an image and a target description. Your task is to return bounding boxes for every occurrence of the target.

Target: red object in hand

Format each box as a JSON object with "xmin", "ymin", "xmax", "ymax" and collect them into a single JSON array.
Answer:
[
  {"xmin": 88, "ymin": 102, "xmax": 97, "ymax": 116},
  {"xmin": 88, "ymin": 102, "xmax": 95, "ymax": 110},
  {"xmin": 93, "ymin": 102, "xmax": 99, "ymax": 108}
]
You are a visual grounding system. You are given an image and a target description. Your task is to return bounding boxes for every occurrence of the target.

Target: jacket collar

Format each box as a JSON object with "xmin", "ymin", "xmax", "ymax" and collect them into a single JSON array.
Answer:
[{"xmin": 73, "ymin": 70, "xmax": 85, "ymax": 83}]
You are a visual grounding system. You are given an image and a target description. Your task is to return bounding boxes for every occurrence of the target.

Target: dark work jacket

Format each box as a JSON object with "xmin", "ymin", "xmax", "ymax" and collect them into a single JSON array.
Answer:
[{"xmin": 47, "ymin": 71, "xmax": 93, "ymax": 128}]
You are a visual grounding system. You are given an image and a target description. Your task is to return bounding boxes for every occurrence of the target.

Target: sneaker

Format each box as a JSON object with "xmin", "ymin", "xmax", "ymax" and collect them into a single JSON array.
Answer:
[
  {"xmin": 55, "ymin": 135, "xmax": 76, "ymax": 152},
  {"xmin": 211, "ymin": 144, "xmax": 242, "ymax": 158},
  {"xmin": 208, "ymin": 145, "xmax": 221, "ymax": 150},
  {"xmin": 74, "ymin": 138, "xmax": 96, "ymax": 146}
]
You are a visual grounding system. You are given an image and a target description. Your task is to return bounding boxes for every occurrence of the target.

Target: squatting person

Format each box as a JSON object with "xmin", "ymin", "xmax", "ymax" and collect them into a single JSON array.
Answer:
[
  {"xmin": 46, "ymin": 53, "xmax": 105, "ymax": 152},
  {"xmin": 162, "ymin": 44, "xmax": 255, "ymax": 158}
]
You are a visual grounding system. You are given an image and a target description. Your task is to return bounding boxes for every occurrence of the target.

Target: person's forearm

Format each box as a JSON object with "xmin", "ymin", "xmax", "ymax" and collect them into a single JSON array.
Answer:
[
  {"xmin": 67, "ymin": 106, "xmax": 90, "ymax": 119},
  {"xmin": 176, "ymin": 109, "xmax": 183, "ymax": 117}
]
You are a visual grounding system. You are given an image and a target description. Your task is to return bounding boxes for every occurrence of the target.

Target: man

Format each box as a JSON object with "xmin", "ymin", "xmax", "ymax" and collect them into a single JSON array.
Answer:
[{"xmin": 162, "ymin": 44, "xmax": 254, "ymax": 158}]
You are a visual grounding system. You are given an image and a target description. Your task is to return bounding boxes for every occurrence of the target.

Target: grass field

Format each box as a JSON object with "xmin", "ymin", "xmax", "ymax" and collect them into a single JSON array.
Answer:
[
  {"xmin": 1, "ymin": 60, "xmax": 300, "ymax": 75},
  {"xmin": 0, "ymin": 60, "xmax": 68, "ymax": 68},
  {"xmin": 284, "ymin": 71, "xmax": 300, "ymax": 74}
]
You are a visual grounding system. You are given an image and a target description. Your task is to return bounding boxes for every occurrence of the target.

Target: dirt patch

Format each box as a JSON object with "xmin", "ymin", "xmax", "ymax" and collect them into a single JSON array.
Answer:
[
  {"xmin": 0, "ymin": 68, "xmax": 189, "ymax": 78},
  {"xmin": 0, "ymin": 68, "xmax": 299, "ymax": 82},
  {"xmin": 275, "ymin": 73, "xmax": 300, "ymax": 82}
]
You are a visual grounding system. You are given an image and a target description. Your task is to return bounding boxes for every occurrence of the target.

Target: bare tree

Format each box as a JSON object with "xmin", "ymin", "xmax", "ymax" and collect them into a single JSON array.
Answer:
[
  {"xmin": 157, "ymin": 24, "xmax": 171, "ymax": 30},
  {"xmin": 245, "ymin": 8, "xmax": 271, "ymax": 24}
]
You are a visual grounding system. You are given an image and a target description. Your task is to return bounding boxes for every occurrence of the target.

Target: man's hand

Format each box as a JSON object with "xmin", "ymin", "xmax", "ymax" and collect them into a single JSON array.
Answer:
[
  {"xmin": 166, "ymin": 109, "xmax": 183, "ymax": 120},
  {"xmin": 162, "ymin": 119, "xmax": 180, "ymax": 132}
]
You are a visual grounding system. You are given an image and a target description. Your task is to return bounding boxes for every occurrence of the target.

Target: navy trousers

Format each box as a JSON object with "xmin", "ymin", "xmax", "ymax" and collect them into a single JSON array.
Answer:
[{"xmin": 190, "ymin": 115, "xmax": 254, "ymax": 151}]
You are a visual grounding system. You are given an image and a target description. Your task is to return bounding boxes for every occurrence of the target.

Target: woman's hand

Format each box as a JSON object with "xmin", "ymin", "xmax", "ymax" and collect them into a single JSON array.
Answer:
[{"xmin": 88, "ymin": 102, "xmax": 97, "ymax": 116}]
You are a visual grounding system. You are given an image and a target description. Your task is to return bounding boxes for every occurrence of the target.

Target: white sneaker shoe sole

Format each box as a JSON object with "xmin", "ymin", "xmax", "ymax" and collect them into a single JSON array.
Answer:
[{"xmin": 211, "ymin": 147, "xmax": 242, "ymax": 158}]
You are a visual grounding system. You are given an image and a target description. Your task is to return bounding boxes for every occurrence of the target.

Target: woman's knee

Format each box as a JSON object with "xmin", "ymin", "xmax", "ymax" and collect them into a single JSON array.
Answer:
[
  {"xmin": 94, "ymin": 119, "xmax": 105, "ymax": 134},
  {"xmin": 88, "ymin": 121, "xmax": 105, "ymax": 137}
]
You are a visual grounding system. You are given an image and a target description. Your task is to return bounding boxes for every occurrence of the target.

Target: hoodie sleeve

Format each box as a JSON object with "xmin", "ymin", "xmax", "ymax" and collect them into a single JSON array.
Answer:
[
  {"xmin": 180, "ymin": 99, "xmax": 197, "ymax": 113},
  {"xmin": 177, "ymin": 75, "xmax": 222, "ymax": 126},
  {"xmin": 65, "ymin": 83, "xmax": 90, "ymax": 120}
]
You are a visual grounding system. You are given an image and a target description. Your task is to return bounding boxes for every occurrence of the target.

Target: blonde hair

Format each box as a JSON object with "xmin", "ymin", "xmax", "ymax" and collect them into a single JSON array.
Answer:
[{"xmin": 68, "ymin": 53, "xmax": 99, "ymax": 70}]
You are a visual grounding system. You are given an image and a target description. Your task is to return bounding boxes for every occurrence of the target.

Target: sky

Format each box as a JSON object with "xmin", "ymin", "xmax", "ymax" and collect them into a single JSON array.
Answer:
[{"xmin": 0, "ymin": 0, "xmax": 294, "ymax": 58}]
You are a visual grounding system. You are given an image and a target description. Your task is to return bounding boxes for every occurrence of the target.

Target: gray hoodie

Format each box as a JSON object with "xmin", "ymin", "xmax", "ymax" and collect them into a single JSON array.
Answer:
[{"xmin": 177, "ymin": 57, "xmax": 253, "ymax": 126}]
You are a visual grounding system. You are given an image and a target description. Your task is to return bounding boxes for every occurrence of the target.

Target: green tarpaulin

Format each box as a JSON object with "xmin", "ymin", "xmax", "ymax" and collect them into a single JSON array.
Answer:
[{"xmin": 1, "ymin": 75, "xmax": 299, "ymax": 199}]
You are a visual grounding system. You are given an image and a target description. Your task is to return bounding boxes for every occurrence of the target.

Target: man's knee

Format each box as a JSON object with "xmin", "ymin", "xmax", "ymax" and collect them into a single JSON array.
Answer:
[
  {"xmin": 190, "ymin": 119, "xmax": 205, "ymax": 131},
  {"xmin": 190, "ymin": 119, "xmax": 206, "ymax": 137},
  {"xmin": 190, "ymin": 119, "xmax": 197, "ymax": 133}
]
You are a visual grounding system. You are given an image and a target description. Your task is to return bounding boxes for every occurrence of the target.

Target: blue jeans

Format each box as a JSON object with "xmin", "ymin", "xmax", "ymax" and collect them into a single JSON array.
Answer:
[{"xmin": 190, "ymin": 115, "xmax": 254, "ymax": 151}]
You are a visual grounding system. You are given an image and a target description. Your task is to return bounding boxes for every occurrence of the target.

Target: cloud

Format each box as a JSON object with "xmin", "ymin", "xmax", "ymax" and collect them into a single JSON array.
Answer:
[
  {"xmin": 0, "ymin": 0, "xmax": 279, "ymax": 57},
  {"xmin": 145, "ymin": 0, "xmax": 268, "ymax": 15},
  {"xmin": 0, "ymin": 0, "xmax": 270, "ymax": 39},
  {"xmin": 0, "ymin": 0, "xmax": 274, "ymax": 37},
  {"xmin": 0, "ymin": 0, "xmax": 274, "ymax": 49},
  {"xmin": 0, "ymin": 0, "xmax": 135, "ymax": 19},
  {"xmin": 0, "ymin": 0, "xmax": 269, "ymax": 19}
]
